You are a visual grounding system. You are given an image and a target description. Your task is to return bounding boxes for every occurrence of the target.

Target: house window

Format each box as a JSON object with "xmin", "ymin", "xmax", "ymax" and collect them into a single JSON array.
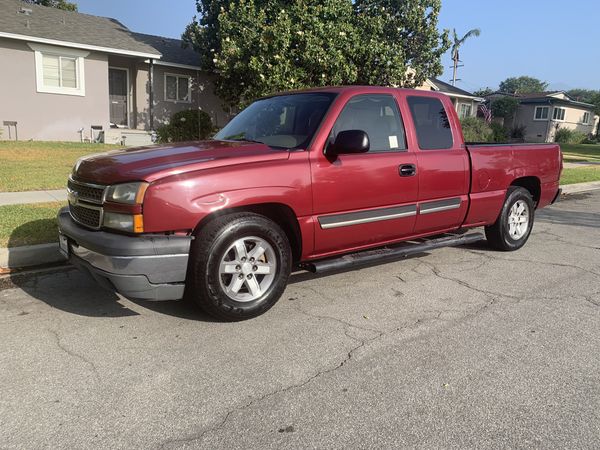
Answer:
[
  {"xmin": 534, "ymin": 106, "xmax": 549, "ymax": 120},
  {"xmin": 28, "ymin": 43, "xmax": 87, "ymax": 96},
  {"xmin": 553, "ymin": 107, "xmax": 566, "ymax": 121},
  {"xmin": 581, "ymin": 112, "xmax": 591, "ymax": 125},
  {"xmin": 165, "ymin": 74, "xmax": 191, "ymax": 102},
  {"xmin": 459, "ymin": 103, "xmax": 472, "ymax": 119}
]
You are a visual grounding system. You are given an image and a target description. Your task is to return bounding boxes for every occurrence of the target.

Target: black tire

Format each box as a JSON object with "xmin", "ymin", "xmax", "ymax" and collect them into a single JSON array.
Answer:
[
  {"xmin": 186, "ymin": 212, "xmax": 292, "ymax": 321},
  {"xmin": 485, "ymin": 186, "xmax": 535, "ymax": 251}
]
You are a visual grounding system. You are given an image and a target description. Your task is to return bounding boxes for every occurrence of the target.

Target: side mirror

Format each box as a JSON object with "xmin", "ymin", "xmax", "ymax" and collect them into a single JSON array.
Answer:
[{"xmin": 327, "ymin": 130, "xmax": 370, "ymax": 156}]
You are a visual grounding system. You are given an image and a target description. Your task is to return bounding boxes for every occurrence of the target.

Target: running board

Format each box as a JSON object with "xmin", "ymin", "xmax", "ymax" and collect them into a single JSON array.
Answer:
[{"xmin": 301, "ymin": 232, "xmax": 485, "ymax": 274}]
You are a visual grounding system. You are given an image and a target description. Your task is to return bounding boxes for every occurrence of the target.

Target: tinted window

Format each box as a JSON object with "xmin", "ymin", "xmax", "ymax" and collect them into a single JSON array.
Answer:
[
  {"xmin": 330, "ymin": 94, "xmax": 407, "ymax": 152},
  {"xmin": 407, "ymin": 96, "xmax": 453, "ymax": 150},
  {"xmin": 214, "ymin": 93, "xmax": 336, "ymax": 149}
]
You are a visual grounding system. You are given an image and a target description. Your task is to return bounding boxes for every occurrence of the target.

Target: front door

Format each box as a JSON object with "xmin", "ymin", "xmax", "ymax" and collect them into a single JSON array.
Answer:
[
  {"xmin": 109, "ymin": 68, "xmax": 128, "ymax": 127},
  {"xmin": 310, "ymin": 93, "xmax": 419, "ymax": 257}
]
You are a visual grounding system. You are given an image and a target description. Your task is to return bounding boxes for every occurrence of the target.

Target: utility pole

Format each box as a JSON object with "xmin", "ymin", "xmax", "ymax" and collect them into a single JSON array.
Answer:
[{"xmin": 451, "ymin": 52, "xmax": 463, "ymax": 86}]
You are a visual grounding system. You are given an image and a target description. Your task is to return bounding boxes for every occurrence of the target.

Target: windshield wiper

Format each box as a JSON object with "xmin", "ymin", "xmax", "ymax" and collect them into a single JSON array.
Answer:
[{"xmin": 223, "ymin": 137, "xmax": 265, "ymax": 145}]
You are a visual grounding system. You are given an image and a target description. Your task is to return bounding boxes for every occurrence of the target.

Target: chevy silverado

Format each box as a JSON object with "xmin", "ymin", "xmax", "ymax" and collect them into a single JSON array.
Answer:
[{"xmin": 58, "ymin": 86, "xmax": 562, "ymax": 320}]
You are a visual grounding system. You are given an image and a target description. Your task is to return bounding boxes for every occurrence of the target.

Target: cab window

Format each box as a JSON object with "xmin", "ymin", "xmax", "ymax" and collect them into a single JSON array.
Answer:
[
  {"xmin": 330, "ymin": 94, "xmax": 407, "ymax": 152},
  {"xmin": 407, "ymin": 96, "xmax": 453, "ymax": 150}
]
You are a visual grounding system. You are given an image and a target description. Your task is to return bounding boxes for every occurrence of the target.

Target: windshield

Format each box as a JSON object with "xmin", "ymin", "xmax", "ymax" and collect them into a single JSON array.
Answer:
[{"xmin": 214, "ymin": 93, "xmax": 337, "ymax": 149}]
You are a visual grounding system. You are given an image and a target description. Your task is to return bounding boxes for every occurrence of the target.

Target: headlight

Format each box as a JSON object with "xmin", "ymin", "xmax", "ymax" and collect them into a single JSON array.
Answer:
[
  {"xmin": 103, "ymin": 212, "xmax": 144, "ymax": 233},
  {"xmin": 105, "ymin": 182, "xmax": 148, "ymax": 204}
]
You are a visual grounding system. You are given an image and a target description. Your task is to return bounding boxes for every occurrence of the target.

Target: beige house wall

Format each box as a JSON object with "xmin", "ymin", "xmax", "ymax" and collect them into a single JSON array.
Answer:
[
  {"xmin": 513, "ymin": 102, "xmax": 597, "ymax": 142},
  {"xmin": 0, "ymin": 37, "xmax": 110, "ymax": 141}
]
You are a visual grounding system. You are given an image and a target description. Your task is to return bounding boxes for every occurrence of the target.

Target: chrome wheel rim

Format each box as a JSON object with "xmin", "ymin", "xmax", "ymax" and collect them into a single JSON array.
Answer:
[
  {"xmin": 218, "ymin": 236, "xmax": 277, "ymax": 302},
  {"xmin": 507, "ymin": 200, "xmax": 529, "ymax": 240}
]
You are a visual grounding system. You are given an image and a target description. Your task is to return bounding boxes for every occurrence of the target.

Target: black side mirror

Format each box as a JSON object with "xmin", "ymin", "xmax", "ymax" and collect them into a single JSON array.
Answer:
[{"xmin": 327, "ymin": 130, "xmax": 370, "ymax": 156}]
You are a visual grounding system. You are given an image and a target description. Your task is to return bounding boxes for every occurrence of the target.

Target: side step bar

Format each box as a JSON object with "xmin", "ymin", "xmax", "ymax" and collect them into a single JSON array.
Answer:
[{"xmin": 301, "ymin": 232, "xmax": 485, "ymax": 274}]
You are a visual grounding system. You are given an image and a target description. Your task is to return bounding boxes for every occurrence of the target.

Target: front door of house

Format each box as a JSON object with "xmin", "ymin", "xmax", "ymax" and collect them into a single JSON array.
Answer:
[{"xmin": 109, "ymin": 68, "xmax": 128, "ymax": 127}]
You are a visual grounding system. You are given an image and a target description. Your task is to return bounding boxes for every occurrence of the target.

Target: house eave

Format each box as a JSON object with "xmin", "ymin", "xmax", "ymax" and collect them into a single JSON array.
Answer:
[
  {"xmin": 0, "ymin": 31, "xmax": 162, "ymax": 59},
  {"xmin": 145, "ymin": 59, "xmax": 203, "ymax": 71}
]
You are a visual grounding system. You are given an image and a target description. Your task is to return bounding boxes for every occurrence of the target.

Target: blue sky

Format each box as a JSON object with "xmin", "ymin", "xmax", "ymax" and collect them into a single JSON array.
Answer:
[{"xmin": 76, "ymin": 0, "xmax": 598, "ymax": 92}]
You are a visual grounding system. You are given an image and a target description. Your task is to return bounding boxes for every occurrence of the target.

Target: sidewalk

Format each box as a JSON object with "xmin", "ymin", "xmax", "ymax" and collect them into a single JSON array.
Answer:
[{"xmin": 0, "ymin": 189, "xmax": 67, "ymax": 206}]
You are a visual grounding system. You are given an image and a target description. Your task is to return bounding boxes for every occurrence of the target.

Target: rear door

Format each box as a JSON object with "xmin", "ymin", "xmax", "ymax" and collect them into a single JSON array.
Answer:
[
  {"xmin": 405, "ymin": 95, "xmax": 470, "ymax": 234},
  {"xmin": 310, "ymin": 92, "xmax": 419, "ymax": 256}
]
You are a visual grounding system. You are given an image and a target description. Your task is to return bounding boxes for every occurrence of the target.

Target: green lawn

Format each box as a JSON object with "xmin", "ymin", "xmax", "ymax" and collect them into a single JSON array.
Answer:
[
  {"xmin": 0, "ymin": 141, "xmax": 121, "ymax": 192},
  {"xmin": 560, "ymin": 166, "xmax": 600, "ymax": 185},
  {"xmin": 0, "ymin": 202, "xmax": 65, "ymax": 248},
  {"xmin": 560, "ymin": 143, "xmax": 600, "ymax": 162}
]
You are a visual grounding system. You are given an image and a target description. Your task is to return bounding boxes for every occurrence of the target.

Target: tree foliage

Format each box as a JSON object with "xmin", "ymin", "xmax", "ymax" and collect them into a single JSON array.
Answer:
[
  {"xmin": 473, "ymin": 87, "xmax": 494, "ymax": 97},
  {"xmin": 498, "ymin": 76, "xmax": 548, "ymax": 94},
  {"xmin": 22, "ymin": 0, "xmax": 77, "ymax": 11},
  {"xmin": 567, "ymin": 89, "xmax": 600, "ymax": 116},
  {"xmin": 490, "ymin": 96, "xmax": 519, "ymax": 118},
  {"xmin": 183, "ymin": 0, "xmax": 450, "ymax": 108}
]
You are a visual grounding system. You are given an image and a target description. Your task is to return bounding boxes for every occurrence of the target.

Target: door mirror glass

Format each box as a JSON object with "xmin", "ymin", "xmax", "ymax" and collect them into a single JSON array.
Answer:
[{"xmin": 327, "ymin": 130, "xmax": 370, "ymax": 155}]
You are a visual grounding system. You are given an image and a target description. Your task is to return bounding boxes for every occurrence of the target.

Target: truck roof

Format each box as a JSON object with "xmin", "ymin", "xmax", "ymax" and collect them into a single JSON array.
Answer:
[{"xmin": 270, "ymin": 85, "xmax": 447, "ymax": 98}]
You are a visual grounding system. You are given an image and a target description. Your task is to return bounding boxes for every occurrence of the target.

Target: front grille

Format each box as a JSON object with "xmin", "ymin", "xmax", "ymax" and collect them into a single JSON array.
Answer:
[
  {"xmin": 68, "ymin": 178, "xmax": 105, "ymax": 204},
  {"xmin": 68, "ymin": 178, "xmax": 105, "ymax": 229},
  {"xmin": 70, "ymin": 204, "xmax": 102, "ymax": 229}
]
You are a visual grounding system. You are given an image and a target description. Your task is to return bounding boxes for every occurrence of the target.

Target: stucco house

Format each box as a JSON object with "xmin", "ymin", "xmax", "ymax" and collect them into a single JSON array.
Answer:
[
  {"xmin": 0, "ymin": 0, "xmax": 227, "ymax": 143},
  {"xmin": 489, "ymin": 91, "xmax": 599, "ymax": 143},
  {"xmin": 417, "ymin": 78, "xmax": 483, "ymax": 119}
]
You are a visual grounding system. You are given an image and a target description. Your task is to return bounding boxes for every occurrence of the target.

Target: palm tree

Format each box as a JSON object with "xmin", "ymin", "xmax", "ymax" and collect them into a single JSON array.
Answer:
[{"xmin": 451, "ymin": 28, "xmax": 481, "ymax": 86}]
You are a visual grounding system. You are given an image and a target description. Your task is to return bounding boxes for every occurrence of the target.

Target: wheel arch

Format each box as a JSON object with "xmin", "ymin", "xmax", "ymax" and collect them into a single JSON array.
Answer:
[
  {"xmin": 510, "ymin": 176, "xmax": 541, "ymax": 206},
  {"xmin": 193, "ymin": 203, "xmax": 303, "ymax": 263}
]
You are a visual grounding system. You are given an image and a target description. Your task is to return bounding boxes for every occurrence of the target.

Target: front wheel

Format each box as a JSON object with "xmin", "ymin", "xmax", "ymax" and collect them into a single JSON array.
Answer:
[
  {"xmin": 186, "ymin": 212, "xmax": 292, "ymax": 321},
  {"xmin": 485, "ymin": 187, "xmax": 534, "ymax": 251}
]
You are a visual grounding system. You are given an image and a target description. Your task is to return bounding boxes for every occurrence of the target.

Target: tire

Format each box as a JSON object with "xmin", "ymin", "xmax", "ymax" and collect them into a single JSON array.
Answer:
[
  {"xmin": 186, "ymin": 212, "xmax": 292, "ymax": 321},
  {"xmin": 485, "ymin": 186, "xmax": 535, "ymax": 251}
]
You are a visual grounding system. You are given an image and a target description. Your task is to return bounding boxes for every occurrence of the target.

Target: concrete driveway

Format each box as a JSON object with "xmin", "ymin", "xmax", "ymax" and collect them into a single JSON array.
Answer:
[{"xmin": 1, "ymin": 191, "xmax": 599, "ymax": 449}]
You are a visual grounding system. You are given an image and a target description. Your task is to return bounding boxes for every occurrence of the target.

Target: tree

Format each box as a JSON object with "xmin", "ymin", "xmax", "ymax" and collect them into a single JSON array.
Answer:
[
  {"xmin": 450, "ymin": 28, "xmax": 480, "ymax": 86},
  {"xmin": 474, "ymin": 87, "xmax": 494, "ymax": 97},
  {"xmin": 499, "ymin": 76, "xmax": 548, "ymax": 94},
  {"xmin": 22, "ymin": 0, "xmax": 77, "ymax": 11},
  {"xmin": 490, "ymin": 96, "xmax": 519, "ymax": 118},
  {"xmin": 183, "ymin": 0, "xmax": 450, "ymax": 108},
  {"xmin": 567, "ymin": 88, "xmax": 596, "ymax": 103}
]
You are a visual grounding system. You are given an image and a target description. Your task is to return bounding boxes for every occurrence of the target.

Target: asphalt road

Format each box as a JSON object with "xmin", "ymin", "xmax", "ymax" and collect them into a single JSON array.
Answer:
[{"xmin": 1, "ymin": 191, "xmax": 599, "ymax": 449}]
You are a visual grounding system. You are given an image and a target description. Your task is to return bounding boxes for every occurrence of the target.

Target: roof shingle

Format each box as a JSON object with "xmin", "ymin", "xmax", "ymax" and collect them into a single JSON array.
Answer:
[{"xmin": 0, "ymin": 0, "xmax": 160, "ymax": 57}]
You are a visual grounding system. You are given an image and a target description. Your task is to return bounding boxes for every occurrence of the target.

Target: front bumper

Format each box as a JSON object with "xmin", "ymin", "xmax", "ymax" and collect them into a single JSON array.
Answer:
[{"xmin": 57, "ymin": 208, "xmax": 192, "ymax": 301}]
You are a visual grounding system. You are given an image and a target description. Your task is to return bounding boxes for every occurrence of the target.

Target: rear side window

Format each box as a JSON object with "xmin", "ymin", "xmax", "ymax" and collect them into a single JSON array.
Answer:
[
  {"xmin": 331, "ymin": 94, "xmax": 407, "ymax": 152},
  {"xmin": 407, "ymin": 96, "xmax": 453, "ymax": 150}
]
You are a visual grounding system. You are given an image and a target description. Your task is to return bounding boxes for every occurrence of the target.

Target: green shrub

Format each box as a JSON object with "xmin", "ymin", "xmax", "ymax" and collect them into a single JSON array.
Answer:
[
  {"xmin": 461, "ymin": 117, "xmax": 493, "ymax": 142},
  {"xmin": 490, "ymin": 122, "xmax": 509, "ymax": 143},
  {"xmin": 581, "ymin": 137, "xmax": 598, "ymax": 144},
  {"xmin": 554, "ymin": 128, "xmax": 587, "ymax": 144},
  {"xmin": 511, "ymin": 125, "xmax": 527, "ymax": 140},
  {"xmin": 157, "ymin": 109, "xmax": 214, "ymax": 143}
]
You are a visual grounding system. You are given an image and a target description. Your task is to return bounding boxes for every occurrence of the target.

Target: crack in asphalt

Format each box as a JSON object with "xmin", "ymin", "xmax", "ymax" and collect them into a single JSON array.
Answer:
[
  {"xmin": 159, "ymin": 295, "xmax": 446, "ymax": 449},
  {"xmin": 48, "ymin": 328, "xmax": 100, "ymax": 382}
]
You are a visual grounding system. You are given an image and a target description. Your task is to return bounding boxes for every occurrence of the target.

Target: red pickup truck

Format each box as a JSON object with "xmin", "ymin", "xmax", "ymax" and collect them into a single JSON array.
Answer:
[{"xmin": 58, "ymin": 86, "xmax": 562, "ymax": 320}]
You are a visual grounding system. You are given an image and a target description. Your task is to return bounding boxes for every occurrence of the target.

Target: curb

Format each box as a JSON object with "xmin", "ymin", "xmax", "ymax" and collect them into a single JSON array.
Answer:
[
  {"xmin": 1, "ymin": 181, "xmax": 599, "ymax": 270},
  {"xmin": 560, "ymin": 181, "xmax": 600, "ymax": 195},
  {"xmin": 0, "ymin": 243, "xmax": 65, "ymax": 269}
]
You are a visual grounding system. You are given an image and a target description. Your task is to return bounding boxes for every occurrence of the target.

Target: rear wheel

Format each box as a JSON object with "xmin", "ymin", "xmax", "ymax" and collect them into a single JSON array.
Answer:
[
  {"xmin": 186, "ymin": 212, "xmax": 292, "ymax": 321},
  {"xmin": 485, "ymin": 187, "xmax": 534, "ymax": 251}
]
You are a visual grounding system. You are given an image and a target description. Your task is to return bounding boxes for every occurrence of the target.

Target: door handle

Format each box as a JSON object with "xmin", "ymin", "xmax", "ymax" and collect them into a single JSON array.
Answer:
[{"xmin": 399, "ymin": 164, "xmax": 416, "ymax": 177}]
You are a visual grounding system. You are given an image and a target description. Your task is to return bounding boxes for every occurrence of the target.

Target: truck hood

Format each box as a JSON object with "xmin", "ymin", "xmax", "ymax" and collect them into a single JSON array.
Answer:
[{"xmin": 73, "ymin": 140, "xmax": 290, "ymax": 185}]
